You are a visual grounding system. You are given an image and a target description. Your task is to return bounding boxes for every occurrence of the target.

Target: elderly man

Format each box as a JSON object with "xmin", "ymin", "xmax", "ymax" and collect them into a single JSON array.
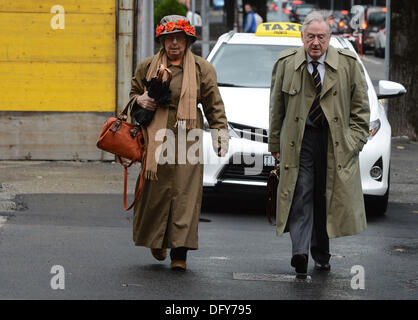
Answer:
[{"xmin": 268, "ymin": 11, "xmax": 370, "ymax": 279}]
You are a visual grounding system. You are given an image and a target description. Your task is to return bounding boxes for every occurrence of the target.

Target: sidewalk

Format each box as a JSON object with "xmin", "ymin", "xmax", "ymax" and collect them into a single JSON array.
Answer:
[
  {"xmin": 0, "ymin": 160, "xmax": 141, "ymax": 213},
  {"xmin": 0, "ymin": 160, "xmax": 140, "ymax": 195}
]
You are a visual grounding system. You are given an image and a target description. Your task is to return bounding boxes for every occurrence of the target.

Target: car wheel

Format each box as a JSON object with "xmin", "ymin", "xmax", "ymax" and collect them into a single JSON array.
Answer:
[{"xmin": 365, "ymin": 169, "xmax": 390, "ymax": 216}]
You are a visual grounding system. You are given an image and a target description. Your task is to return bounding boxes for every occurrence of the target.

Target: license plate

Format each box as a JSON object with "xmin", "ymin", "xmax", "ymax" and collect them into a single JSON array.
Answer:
[{"xmin": 264, "ymin": 154, "xmax": 275, "ymax": 167}]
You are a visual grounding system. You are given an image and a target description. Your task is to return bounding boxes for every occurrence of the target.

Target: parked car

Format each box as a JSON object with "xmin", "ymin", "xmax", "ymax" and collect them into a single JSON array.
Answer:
[
  {"xmin": 267, "ymin": 0, "xmax": 291, "ymax": 22},
  {"xmin": 328, "ymin": 10, "xmax": 353, "ymax": 35},
  {"xmin": 363, "ymin": 7, "xmax": 387, "ymax": 52},
  {"xmin": 202, "ymin": 22, "xmax": 406, "ymax": 216},
  {"xmin": 290, "ymin": 4, "xmax": 318, "ymax": 24},
  {"xmin": 374, "ymin": 27, "xmax": 386, "ymax": 58},
  {"xmin": 286, "ymin": 0, "xmax": 306, "ymax": 14}
]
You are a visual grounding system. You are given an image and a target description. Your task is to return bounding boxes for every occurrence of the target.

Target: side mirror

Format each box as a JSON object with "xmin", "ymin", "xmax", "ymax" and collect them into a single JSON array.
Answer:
[{"xmin": 377, "ymin": 80, "xmax": 407, "ymax": 99}]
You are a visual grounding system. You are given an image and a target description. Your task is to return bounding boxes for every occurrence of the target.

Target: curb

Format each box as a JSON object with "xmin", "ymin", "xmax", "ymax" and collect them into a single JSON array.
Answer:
[{"xmin": 0, "ymin": 183, "xmax": 17, "ymax": 212}]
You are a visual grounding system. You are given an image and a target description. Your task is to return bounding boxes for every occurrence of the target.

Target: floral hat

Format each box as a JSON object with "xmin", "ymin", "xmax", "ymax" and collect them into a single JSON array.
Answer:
[{"xmin": 155, "ymin": 15, "xmax": 197, "ymax": 43}]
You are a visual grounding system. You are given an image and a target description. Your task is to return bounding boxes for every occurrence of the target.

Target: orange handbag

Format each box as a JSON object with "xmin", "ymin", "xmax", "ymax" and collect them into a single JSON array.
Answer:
[{"xmin": 96, "ymin": 96, "xmax": 146, "ymax": 211}]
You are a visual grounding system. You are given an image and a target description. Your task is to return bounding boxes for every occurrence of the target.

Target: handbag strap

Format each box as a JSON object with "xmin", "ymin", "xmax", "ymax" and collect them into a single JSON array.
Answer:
[
  {"xmin": 122, "ymin": 151, "xmax": 147, "ymax": 211},
  {"xmin": 119, "ymin": 96, "xmax": 138, "ymax": 120}
]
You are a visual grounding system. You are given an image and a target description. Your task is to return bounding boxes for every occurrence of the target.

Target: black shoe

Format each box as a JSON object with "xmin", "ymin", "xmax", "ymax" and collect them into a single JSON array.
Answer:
[
  {"xmin": 291, "ymin": 254, "xmax": 308, "ymax": 279},
  {"xmin": 314, "ymin": 261, "xmax": 331, "ymax": 271}
]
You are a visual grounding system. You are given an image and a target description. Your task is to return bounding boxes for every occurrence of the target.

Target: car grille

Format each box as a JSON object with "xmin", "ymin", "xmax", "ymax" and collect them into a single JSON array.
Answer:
[
  {"xmin": 229, "ymin": 122, "xmax": 268, "ymax": 143},
  {"xmin": 218, "ymin": 154, "xmax": 274, "ymax": 182}
]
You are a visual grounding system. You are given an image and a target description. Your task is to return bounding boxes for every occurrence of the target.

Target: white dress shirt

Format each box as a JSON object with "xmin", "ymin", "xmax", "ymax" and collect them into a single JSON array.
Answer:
[{"xmin": 307, "ymin": 53, "xmax": 326, "ymax": 85}]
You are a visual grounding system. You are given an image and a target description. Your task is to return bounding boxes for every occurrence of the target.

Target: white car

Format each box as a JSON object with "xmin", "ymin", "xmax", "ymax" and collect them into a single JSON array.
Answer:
[{"xmin": 202, "ymin": 22, "xmax": 406, "ymax": 215}]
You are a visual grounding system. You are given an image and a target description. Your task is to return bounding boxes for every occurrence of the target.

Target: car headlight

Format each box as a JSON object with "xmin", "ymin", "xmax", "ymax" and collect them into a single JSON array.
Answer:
[{"xmin": 368, "ymin": 119, "xmax": 381, "ymax": 140}]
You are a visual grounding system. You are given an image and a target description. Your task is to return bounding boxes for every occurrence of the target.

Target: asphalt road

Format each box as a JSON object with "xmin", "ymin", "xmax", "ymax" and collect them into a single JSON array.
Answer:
[
  {"xmin": 362, "ymin": 54, "xmax": 386, "ymax": 91},
  {"xmin": 0, "ymin": 137, "xmax": 417, "ymax": 301},
  {"xmin": 0, "ymin": 55, "xmax": 417, "ymax": 302}
]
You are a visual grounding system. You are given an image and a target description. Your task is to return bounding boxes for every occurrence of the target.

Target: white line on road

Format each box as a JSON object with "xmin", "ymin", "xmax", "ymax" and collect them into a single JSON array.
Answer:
[{"xmin": 0, "ymin": 216, "xmax": 8, "ymax": 228}]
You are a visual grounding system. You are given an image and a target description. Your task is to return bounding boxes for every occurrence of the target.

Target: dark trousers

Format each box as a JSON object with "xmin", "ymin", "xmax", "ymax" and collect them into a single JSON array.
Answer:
[
  {"xmin": 287, "ymin": 124, "xmax": 331, "ymax": 264},
  {"xmin": 170, "ymin": 247, "xmax": 188, "ymax": 261}
]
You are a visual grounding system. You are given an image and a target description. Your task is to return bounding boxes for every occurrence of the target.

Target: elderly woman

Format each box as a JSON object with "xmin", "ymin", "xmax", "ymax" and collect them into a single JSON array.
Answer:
[{"xmin": 129, "ymin": 15, "xmax": 229, "ymax": 270}]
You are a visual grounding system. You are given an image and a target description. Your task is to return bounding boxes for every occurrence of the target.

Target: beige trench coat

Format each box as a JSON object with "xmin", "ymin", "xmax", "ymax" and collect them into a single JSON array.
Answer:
[
  {"xmin": 268, "ymin": 45, "xmax": 370, "ymax": 238},
  {"xmin": 129, "ymin": 53, "xmax": 228, "ymax": 249}
]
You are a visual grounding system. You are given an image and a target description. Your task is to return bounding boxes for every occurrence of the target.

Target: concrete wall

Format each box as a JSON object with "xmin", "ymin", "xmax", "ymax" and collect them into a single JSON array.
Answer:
[{"xmin": 0, "ymin": 112, "xmax": 113, "ymax": 160}]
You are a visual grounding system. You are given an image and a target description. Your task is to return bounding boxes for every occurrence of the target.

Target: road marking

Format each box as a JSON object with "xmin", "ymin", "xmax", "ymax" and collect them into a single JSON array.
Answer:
[
  {"xmin": 122, "ymin": 283, "xmax": 144, "ymax": 287},
  {"xmin": 362, "ymin": 56, "xmax": 383, "ymax": 65},
  {"xmin": 0, "ymin": 216, "xmax": 8, "ymax": 228},
  {"xmin": 233, "ymin": 272, "xmax": 312, "ymax": 283},
  {"xmin": 210, "ymin": 256, "xmax": 230, "ymax": 260}
]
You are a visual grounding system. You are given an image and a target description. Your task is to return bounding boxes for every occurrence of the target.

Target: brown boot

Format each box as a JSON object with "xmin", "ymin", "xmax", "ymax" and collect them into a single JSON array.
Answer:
[
  {"xmin": 150, "ymin": 248, "xmax": 167, "ymax": 261},
  {"xmin": 170, "ymin": 260, "xmax": 187, "ymax": 271}
]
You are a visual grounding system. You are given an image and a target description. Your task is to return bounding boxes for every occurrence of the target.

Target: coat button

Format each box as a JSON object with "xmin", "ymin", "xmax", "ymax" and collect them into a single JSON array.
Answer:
[
  {"xmin": 283, "ymin": 192, "xmax": 288, "ymax": 197},
  {"xmin": 289, "ymin": 141, "xmax": 295, "ymax": 147},
  {"xmin": 337, "ymin": 165, "xmax": 342, "ymax": 170},
  {"xmin": 333, "ymin": 117, "xmax": 338, "ymax": 122},
  {"xmin": 284, "ymin": 164, "xmax": 289, "ymax": 170},
  {"xmin": 294, "ymin": 116, "xmax": 299, "ymax": 121},
  {"xmin": 333, "ymin": 90, "xmax": 337, "ymax": 96},
  {"xmin": 335, "ymin": 141, "xmax": 339, "ymax": 147},
  {"xmin": 292, "ymin": 89, "xmax": 297, "ymax": 94}
]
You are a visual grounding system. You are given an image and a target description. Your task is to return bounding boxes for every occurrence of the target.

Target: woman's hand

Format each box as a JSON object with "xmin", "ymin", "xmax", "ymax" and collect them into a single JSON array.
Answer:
[{"xmin": 136, "ymin": 91, "xmax": 157, "ymax": 111}]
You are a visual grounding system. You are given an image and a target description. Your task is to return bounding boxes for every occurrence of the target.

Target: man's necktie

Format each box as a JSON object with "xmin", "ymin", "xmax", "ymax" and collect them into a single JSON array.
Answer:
[{"xmin": 309, "ymin": 61, "xmax": 323, "ymax": 124}]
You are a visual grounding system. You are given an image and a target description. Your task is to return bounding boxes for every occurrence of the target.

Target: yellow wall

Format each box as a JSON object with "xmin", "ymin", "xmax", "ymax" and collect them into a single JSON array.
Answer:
[{"xmin": 0, "ymin": 0, "xmax": 116, "ymax": 112}]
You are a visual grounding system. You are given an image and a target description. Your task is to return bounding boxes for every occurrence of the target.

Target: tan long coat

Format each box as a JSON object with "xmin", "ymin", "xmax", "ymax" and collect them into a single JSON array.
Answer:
[
  {"xmin": 268, "ymin": 45, "xmax": 370, "ymax": 238},
  {"xmin": 129, "ymin": 53, "xmax": 228, "ymax": 249}
]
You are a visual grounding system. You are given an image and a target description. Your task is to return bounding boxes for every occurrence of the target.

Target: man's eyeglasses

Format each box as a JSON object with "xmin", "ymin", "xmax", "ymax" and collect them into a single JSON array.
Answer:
[{"xmin": 306, "ymin": 34, "xmax": 329, "ymax": 42}]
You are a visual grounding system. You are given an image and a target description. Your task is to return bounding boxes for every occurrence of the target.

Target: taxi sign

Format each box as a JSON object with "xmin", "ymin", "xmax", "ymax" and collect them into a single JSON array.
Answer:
[{"xmin": 255, "ymin": 22, "xmax": 302, "ymax": 37}]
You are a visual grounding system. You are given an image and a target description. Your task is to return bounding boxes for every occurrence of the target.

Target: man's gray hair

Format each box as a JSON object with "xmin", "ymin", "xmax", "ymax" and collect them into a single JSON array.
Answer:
[{"xmin": 302, "ymin": 11, "xmax": 331, "ymax": 35}]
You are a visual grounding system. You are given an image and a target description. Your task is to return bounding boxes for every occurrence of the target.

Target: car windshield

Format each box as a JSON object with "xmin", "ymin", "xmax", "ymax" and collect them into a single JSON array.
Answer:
[
  {"xmin": 367, "ymin": 11, "xmax": 386, "ymax": 26},
  {"xmin": 296, "ymin": 6, "xmax": 315, "ymax": 14},
  {"xmin": 211, "ymin": 44, "xmax": 296, "ymax": 88}
]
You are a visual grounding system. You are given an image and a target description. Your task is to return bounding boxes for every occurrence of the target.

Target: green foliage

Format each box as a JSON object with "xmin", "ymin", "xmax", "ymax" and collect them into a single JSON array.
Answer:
[{"xmin": 154, "ymin": 0, "xmax": 187, "ymax": 27}]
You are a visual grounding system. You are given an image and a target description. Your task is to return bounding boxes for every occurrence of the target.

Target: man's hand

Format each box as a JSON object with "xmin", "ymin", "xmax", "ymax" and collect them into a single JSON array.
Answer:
[
  {"xmin": 271, "ymin": 152, "xmax": 280, "ymax": 161},
  {"xmin": 136, "ymin": 91, "xmax": 157, "ymax": 111}
]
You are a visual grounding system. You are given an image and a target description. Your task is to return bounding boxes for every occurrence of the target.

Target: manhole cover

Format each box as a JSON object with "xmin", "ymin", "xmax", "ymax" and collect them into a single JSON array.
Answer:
[{"xmin": 233, "ymin": 272, "xmax": 312, "ymax": 283}]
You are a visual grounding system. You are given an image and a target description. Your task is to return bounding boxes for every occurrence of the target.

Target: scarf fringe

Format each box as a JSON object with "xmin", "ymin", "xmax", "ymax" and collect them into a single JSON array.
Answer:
[
  {"xmin": 144, "ymin": 170, "xmax": 158, "ymax": 181},
  {"xmin": 175, "ymin": 119, "xmax": 197, "ymax": 130}
]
